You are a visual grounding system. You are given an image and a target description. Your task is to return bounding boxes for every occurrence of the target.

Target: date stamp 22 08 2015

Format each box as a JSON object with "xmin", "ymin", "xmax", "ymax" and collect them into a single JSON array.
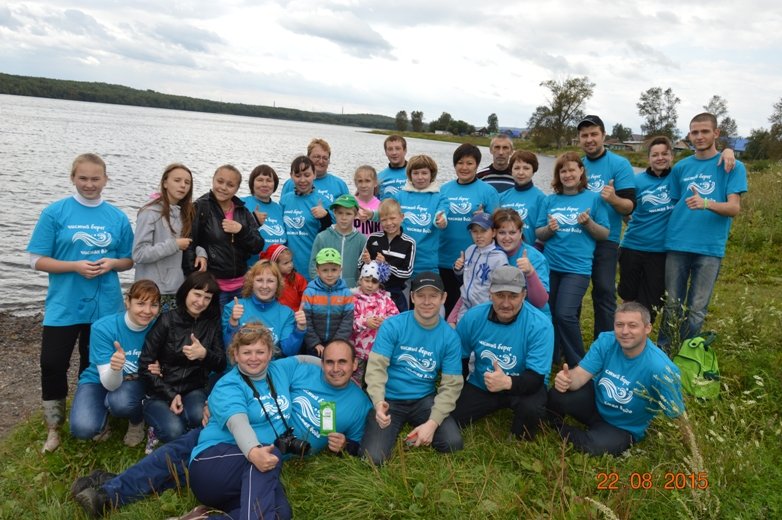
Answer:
[{"xmin": 596, "ymin": 471, "xmax": 710, "ymax": 491}]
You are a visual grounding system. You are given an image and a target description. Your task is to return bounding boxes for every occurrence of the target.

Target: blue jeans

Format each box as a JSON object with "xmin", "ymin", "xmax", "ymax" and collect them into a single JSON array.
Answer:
[
  {"xmin": 69, "ymin": 380, "xmax": 144, "ymax": 439},
  {"xmin": 143, "ymin": 389, "xmax": 207, "ymax": 443},
  {"xmin": 102, "ymin": 428, "xmax": 201, "ymax": 506},
  {"xmin": 360, "ymin": 393, "xmax": 463, "ymax": 466},
  {"xmin": 590, "ymin": 240, "xmax": 619, "ymax": 337},
  {"xmin": 549, "ymin": 271, "xmax": 590, "ymax": 366},
  {"xmin": 190, "ymin": 443, "xmax": 291, "ymax": 520},
  {"xmin": 658, "ymin": 252, "xmax": 722, "ymax": 350},
  {"xmin": 218, "ymin": 288, "xmax": 241, "ymax": 311}
]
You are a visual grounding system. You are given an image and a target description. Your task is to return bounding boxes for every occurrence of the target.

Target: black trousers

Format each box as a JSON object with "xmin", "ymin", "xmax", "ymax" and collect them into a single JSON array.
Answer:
[
  {"xmin": 40, "ymin": 324, "xmax": 91, "ymax": 400},
  {"xmin": 451, "ymin": 382, "xmax": 548, "ymax": 439}
]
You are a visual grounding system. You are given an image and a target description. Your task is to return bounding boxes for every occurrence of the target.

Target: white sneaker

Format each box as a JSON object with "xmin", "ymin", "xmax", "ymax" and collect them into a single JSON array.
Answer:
[
  {"xmin": 92, "ymin": 426, "xmax": 111, "ymax": 442},
  {"xmin": 124, "ymin": 421, "xmax": 145, "ymax": 447},
  {"xmin": 42, "ymin": 428, "xmax": 60, "ymax": 453}
]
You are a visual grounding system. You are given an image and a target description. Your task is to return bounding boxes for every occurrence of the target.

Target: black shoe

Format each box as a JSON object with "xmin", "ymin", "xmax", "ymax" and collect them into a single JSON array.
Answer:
[
  {"xmin": 70, "ymin": 470, "xmax": 117, "ymax": 498},
  {"xmin": 74, "ymin": 487, "xmax": 112, "ymax": 519}
]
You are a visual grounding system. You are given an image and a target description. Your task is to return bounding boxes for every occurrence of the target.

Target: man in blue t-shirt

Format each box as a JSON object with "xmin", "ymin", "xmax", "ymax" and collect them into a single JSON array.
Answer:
[
  {"xmin": 578, "ymin": 115, "xmax": 636, "ymax": 337},
  {"xmin": 71, "ymin": 340, "xmax": 370, "ymax": 517},
  {"xmin": 377, "ymin": 135, "xmax": 408, "ymax": 200},
  {"xmin": 452, "ymin": 266, "xmax": 553, "ymax": 439},
  {"xmin": 547, "ymin": 302, "xmax": 685, "ymax": 456},
  {"xmin": 361, "ymin": 272, "xmax": 464, "ymax": 465},
  {"xmin": 657, "ymin": 113, "xmax": 747, "ymax": 351}
]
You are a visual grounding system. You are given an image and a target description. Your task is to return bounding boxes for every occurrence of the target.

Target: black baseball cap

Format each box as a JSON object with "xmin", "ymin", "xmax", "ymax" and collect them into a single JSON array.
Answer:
[
  {"xmin": 410, "ymin": 272, "xmax": 445, "ymax": 293},
  {"xmin": 577, "ymin": 115, "xmax": 605, "ymax": 132}
]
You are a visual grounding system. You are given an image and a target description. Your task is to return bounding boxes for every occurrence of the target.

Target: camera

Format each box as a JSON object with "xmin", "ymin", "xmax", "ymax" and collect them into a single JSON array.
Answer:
[{"xmin": 274, "ymin": 428, "xmax": 311, "ymax": 456}]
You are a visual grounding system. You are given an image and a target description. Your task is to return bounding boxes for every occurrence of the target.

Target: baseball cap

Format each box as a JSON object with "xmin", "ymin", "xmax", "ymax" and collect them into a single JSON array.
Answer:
[
  {"xmin": 489, "ymin": 266, "xmax": 526, "ymax": 293},
  {"xmin": 330, "ymin": 194, "xmax": 359, "ymax": 210},
  {"xmin": 315, "ymin": 247, "xmax": 342, "ymax": 266},
  {"xmin": 577, "ymin": 115, "xmax": 605, "ymax": 132},
  {"xmin": 410, "ymin": 272, "xmax": 445, "ymax": 293},
  {"xmin": 468, "ymin": 212, "xmax": 493, "ymax": 230}
]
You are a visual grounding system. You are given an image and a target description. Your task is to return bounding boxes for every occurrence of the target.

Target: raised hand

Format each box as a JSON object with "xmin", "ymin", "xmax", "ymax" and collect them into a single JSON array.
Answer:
[
  {"xmin": 435, "ymin": 210, "xmax": 447, "ymax": 229},
  {"xmin": 454, "ymin": 251, "xmax": 465, "ymax": 271},
  {"xmin": 554, "ymin": 363, "xmax": 572, "ymax": 393},
  {"xmin": 253, "ymin": 209, "xmax": 268, "ymax": 227},
  {"xmin": 248, "ymin": 444, "xmax": 279, "ymax": 472},
  {"xmin": 685, "ymin": 186, "xmax": 705, "ymax": 210},
  {"xmin": 230, "ymin": 296, "xmax": 244, "ymax": 326},
  {"xmin": 311, "ymin": 199, "xmax": 327, "ymax": 219},
  {"xmin": 375, "ymin": 401, "xmax": 391, "ymax": 429},
  {"xmin": 516, "ymin": 248, "xmax": 534, "ymax": 275},
  {"xmin": 182, "ymin": 333, "xmax": 207, "ymax": 361},
  {"xmin": 357, "ymin": 207, "xmax": 373, "ymax": 222},
  {"xmin": 577, "ymin": 208, "xmax": 591, "ymax": 225},
  {"xmin": 110, "ymin": 341, "xmax": 126, "ymax": 372},
  {"xmin": 483, "ymin": 360, "xmax": 511, "ymax": 392},
  {"xmin": 294, "ymin": 303, "xmax": 307, "ymax": 331},
  {"xmin": 600, "ymin": 179, "xmax": 616, "ymax": 202}
]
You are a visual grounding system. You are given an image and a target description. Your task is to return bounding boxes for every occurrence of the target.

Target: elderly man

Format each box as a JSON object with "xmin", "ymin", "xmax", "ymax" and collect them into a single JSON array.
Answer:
[
  {"xmin": 71, "ymin": 339, "xmax": 371, "ymax": 518},
  {"xmin": 547, "ymin": 302, "xmax": 685, "ymax": 456},
  {"xmin": 451, "ymin": 266, "xmax": 554, "ymax": 439},
  {"xmin": 477, "ymin": 133, "xmax": 515, "ymax": 192}
]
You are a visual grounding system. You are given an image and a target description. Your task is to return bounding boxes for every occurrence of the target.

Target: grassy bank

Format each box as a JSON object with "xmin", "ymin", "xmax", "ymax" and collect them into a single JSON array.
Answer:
[{"xmin": 2, "ymin": 167, "xmax": 780, "ymax": 519}]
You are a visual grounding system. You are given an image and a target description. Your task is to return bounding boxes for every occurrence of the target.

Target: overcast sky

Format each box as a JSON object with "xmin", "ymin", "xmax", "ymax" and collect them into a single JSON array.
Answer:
[{"xmin": 1, "ymin": 0, "xmax": 780, "ymax": 136}]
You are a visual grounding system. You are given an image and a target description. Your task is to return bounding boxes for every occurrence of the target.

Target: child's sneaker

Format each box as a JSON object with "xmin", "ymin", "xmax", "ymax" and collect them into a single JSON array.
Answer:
[
  {"xmin": 124, "ymin": 421, "xmax": 145, "ymax": 447},
  {"xmin": 144, "ymin": 426, "xmax": 159, "ymax": 454}
]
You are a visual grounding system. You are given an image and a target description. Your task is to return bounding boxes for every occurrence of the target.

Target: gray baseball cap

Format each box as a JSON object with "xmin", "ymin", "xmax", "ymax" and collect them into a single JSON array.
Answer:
[{"xmin": 489, "ymin": 266, "xmax": 526, "ymax": 293}]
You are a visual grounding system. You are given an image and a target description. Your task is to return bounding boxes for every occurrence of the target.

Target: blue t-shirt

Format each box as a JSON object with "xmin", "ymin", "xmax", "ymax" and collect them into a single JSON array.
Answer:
[
  {"xmin": 78, "ymin": 312, "xmax": 153, "ymax": 385},
  {"xmin": 499, "ymin": 185, "xmax": 547, "ymax": 245},
  {"xmin": 536, "ymin": 191, "xmax": 609, "ymax": 275},
  {"xmin": 371, "ymin": 311, "xmax": 462, "ymax": 400},
  {"xmin": 280, "ymin": 173, "xmax": 348, "ymax": 206},
  {"xmin": 222, "ymin": 296, "xmax": 303, "ymax": 357},
  {"xmin": 280, "ymin": 190, "xmax": 325, "ymax": 278},
  {"xmin": 27, "ymin": 196, "xmax": 133, "ymax": 326},
  {"xmin": 583, "ymin": 150, "xmax": 635, "ymax": 243},
  {"xmin": 665, "ymin": 154, "xmax": 748, "ymax": 257},
  {"xmin": 191, "ymin": 358, "xmax": 299, "ymax": 462},
  {"xmin": 242, "ymin": 196, "xmax": 287, "ymax": 264},
  {"xmin": 288, "ymin": 363, "xmax": 372, "ymax": 454},
  {"xmin": 438, "ymin": 179, "xmax": 500, "ymax": 268},
  {"xmin": 506, "ymin": 243, "xmax": 551, "ymax": 317},
  {"xmin": 378, "ymin": 165, "xmax": 408, "ymax": 200},
  {"xmin": 579, "ymin": 332, "xmax": 685, "ymax": 441},
  {"xmin": 457, "ymin": 302, "xmax": 554, "ymax": 389},
  {"xmin": 621, "ymin": 170, "xmax": 675, "ymax": 253},
  {"xmin": 394, "ymin": 190, "xmax": 448, "ymax": 274}
]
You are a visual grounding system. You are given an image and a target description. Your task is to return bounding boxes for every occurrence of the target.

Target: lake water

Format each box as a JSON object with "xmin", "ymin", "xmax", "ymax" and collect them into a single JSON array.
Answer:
[{"xmin": 0, "ymin": 94, "xmax": 555, "ymax": 314}]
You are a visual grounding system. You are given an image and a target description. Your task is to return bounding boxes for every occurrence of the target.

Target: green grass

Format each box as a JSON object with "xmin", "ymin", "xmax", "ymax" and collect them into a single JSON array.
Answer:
[{"xmin": 2, "ymin": 167, "xmax": 781, "ymax": 519}]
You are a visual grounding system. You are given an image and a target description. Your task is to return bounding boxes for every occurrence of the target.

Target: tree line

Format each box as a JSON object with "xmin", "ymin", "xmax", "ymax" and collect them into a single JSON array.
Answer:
[{"xmin": 0, "ymin": 73, "xmax": 398, "ymax": 130}]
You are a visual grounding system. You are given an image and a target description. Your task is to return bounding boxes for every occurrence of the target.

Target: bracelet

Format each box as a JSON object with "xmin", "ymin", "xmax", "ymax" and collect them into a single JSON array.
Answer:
[{"xmin": 703, "ymin": 198, "xmax": 710, "ymax": 210}]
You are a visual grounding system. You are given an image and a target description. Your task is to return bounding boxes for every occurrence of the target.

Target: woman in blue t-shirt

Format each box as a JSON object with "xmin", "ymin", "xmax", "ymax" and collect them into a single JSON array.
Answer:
[
  {"xmin": 70, "ymin": 280, "xmax": 161, "ymax": 446},
  {"xmin": 536, "ymin": 152, "xmax": 609, "ymax": 367},
  {"xmin": 243, "ymin": 164, "xmax": 287, "ymax": 262},
  {"xmin": 27, "ymin": 153, "xmax": 134, "ymax": 453}
]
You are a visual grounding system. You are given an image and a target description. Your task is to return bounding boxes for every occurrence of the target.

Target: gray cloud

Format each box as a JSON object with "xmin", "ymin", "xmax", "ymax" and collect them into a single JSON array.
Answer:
[
  {"xmin": 0, "ymin": 5, "xmax": 21, "ymax": 29},
  {"xmin": 625, "ymin": 40, "xmax": 678, "ymax": 69},
  {"xmin": 279, "ymin": 8, "xmax": 394, "ymax": 58},
  {"xmin": 149, "ymin": 22, "xmax": 225, "ymax": 53},
  {"xmin": 57, "ymin": 9, "xmax": 111, "ymax": 38}
]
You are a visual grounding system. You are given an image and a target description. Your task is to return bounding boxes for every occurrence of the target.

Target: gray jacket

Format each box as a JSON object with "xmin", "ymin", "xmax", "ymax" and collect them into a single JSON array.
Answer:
[{"xmin": 133, "ymin": 203, "xmax": 203, "ymax": 294}]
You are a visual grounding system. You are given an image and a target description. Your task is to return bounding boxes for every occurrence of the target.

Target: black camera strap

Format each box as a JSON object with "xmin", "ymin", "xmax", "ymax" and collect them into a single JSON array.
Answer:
[{"xmin": 239, "ymin": 371, "xmax": 292, "ymax": 439}]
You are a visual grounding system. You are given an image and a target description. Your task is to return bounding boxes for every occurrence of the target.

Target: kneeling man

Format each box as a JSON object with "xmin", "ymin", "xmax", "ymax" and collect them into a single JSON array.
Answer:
[
  {"xmin": 547, "ymin": 302, "xmax": 684, "ymax": 456},
  {"xmin": 451, "ymin": 266, "xmax": 553, "ymax": 439}
]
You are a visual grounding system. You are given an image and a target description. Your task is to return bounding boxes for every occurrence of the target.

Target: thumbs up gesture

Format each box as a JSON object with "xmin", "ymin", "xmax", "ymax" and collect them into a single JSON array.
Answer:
[
  {"xmin": 110, "ymin": 341, "xmax": 126, "ymax": 372},
  {"xmin": 554, "ymin": 363, "xmax": 572, "ymax": 393},
  {"xmin": 577, "ymin": 208, "xmax": 591, "ymax": 225},
  {"xmin": 516, "ymin": 247, "xmax": 534, "ymax": 275},
  {"xmin": 600, "ymin": 178, "xmax": 616, "ymax": 202},
  {"xmin": 311, "ymin": 199, "xmax": 327, "ymax": 218},
  {"xmin": 183, "ymin": 333, "xmax": 207, "ymax": 361},
  {"xmin": 686, "ymin": 185, "xmax": 705, "ymax": 210},
  {"xmin": 357, "ymin": 207, "xmax": 373, "ymax": 222},
  {"xmin": 453, "ymin": 251, "xmax": 465, "ymax": 271},
  {"xmin": 435, "ymin": 210, "xmax": 447, "ymax": 229},
  {"xmin": 361, "ymin": 248, "xmax": 371, "ymax": 264},
  {"xmin": 474, "ymin": 203, "xmax": 484, "ymax": 214},
  {"xmin": 230, "ymin": 296, "xmax": 244, "ymax": 326},
  {"xmin": 484, "ymin": 359, "xmax": 511, "ymax": 392},
  {"xmin": 547, "ymin": 214, "xmax": 560, "ymax": 232},
  {"xmin": 253, "ymin": 209, "xmax": 268, "ymax": 227},
  {"xmin": 294, "ymin": 303, "xmax": 307, "ymax": 331}
]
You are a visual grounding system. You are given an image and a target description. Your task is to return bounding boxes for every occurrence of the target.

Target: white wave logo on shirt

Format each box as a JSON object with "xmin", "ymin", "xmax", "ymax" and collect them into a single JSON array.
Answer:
[
  {"xmin": 449, "ymin": 201, "xmax": 472, "ymax": 215},
  {"xmin": 404, "ymin": 211, "xmax": 432, "ymax": 227},
  {"xmin": 587, "ymin": 177, "xmax": 605, "ymax": 193},
  {"xmin": 551, "ymin": 212, "xmax": 580, "ymax": 226},
  {"xmin": 479, "ymin": 350, "xmax": 517, "ymax": 371},
  {"xmin": 72, "ymin": 231, "xmax": 112, "ymax": 247},
  {"xmin": 284, "ymin": 216, "xmax": 305, "ymax": 229},
  {"xmin": 262, "ymin": 223, "xmax": 286, "ymax": 236},
  {"xmin": 261, "ymin": 394, "xmax": 290, "ymax": 417},
  {"xmin": 316, "ymin": 190, "xmax": 335, "ymax": 203},
  {"xmin": 597, "ymin": 377, "xmax": 633, "ymax": 404},
  {"xmin": 293, "ymin": 395, "xmax": 320, "ymax": 429},
  {"xmin": 640, "ymin": 186, "xmax": 672, "ymax": 206},
  {"xmin": 516, "ymin": 207, "xmax": 529, "ymax": 221},
  {"xmin": 397, "ymin": 353, "xmax": 437, "ymax": 373},
  {"xmin": 686, "ymin": 181, "xmax": 717, "ymax": 196},
  {"xmin": 385, "ymin": 186, "xmax": 400, "ymax": 196}
]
